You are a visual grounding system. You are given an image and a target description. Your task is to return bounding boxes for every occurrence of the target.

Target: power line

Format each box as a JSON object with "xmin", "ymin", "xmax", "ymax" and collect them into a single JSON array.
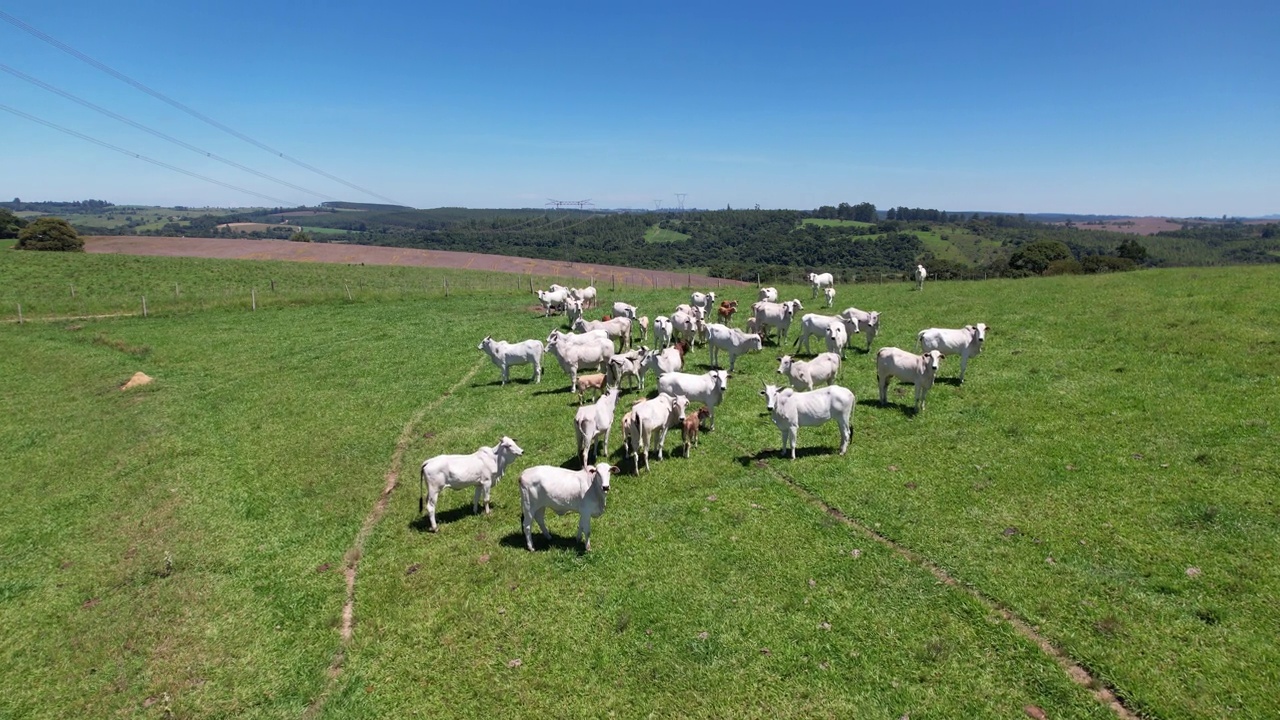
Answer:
[
  {"xmin": 0, "ymin": 63, "xmax": 338, "ymax": 203},
  {"xmin": 0, "ymin": 9, "xmax": 405, "ymax": 207},
  {"xmin": 0, "ymin": 103, "xmax": 296, "ymax": 206}
]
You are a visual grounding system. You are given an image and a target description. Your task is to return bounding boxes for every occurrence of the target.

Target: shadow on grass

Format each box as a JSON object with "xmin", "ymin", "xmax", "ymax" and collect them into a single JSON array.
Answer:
[
  {"xmin": 934, "ymin": 376, "xmax": 963, "ymax": 387},
  {"xmin": 857, "ymin": 396, "xmax": 917, "ymax": 418},
  {"xmin": 407, "ymin": 503, "xmax": 495, "ymax": 533},
  {"xmin": 498, "ymin": 530, "xmax": 585, "ymax": 555},
  {"xmin": 735, "ymin": 445, "xmax": 844, "ymax": 466},
  {"xmin": 473, "ymin": 377, "xmax": 540, "ymax": 388}
]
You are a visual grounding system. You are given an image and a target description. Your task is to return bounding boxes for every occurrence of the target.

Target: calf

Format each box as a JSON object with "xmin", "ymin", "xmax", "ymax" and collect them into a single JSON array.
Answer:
[
  {"xmin": 876, "ymin": 347, "xmax": 944, "ymax": 413},
  {"xmin": 652, "ymin": 315, "xmax": 674, "ymax": 349},
  {"xmin": 682, "ymin": 405, "xmax": 711, "ymax": 457},
  {"xmin": 477, "ymin": 336, "xmax": 544, "ymax": 385},
  {"xmin": 717, "ymin": 300, "xmax": 739, "ymax": 325},
  {"xmin": 706, "ymin": 322, "xmax": 763, "ymax": 372},
  {"xmin": 915, "ymin": 264, "xmax": 928, "ymax": 291},
  {"xmin": 576, "ymin": 386, "xmax": 620, "ymax": 468},
  {"xmin": 825, "ymin": 322, "xmax": 849, "ymax": 358},
  {"xmin": 625, "ymin": 393, "xmax": 689, "ymax": 473},
  {"xmin": 419, "ymin": 436, "xmax": 524, "ymax": 532},
  {"xmin": 657, "ymin": 370, "xmax": 728, "ymax": 430},
  {"xmin": 636, "ymin": 316, "xmax": 649, "ymax": 343},
  {"xmin": 519, "ymin": 463, "xmax": 616, "ymax": 552},
  {"xmin": 918, "ymin": 323, "xmax": 987, "ymax": 383},
  {"xmin": 574, "ymin": 372, "xmax": 608, "ymax": 404},
  {"xmin": 777, "ymin": 353, "xmax": 840, "ymax": 391},
  {"xmin": 824, "ymin": 287, "xmax": 836, "ymax": 307},
  {"xmin": 564, "ymin": 296, "xmax": 584, "ymax": 326},
  {"xmin": 760, "ymin": 384, "xmax": 854, "ymax": 459}
]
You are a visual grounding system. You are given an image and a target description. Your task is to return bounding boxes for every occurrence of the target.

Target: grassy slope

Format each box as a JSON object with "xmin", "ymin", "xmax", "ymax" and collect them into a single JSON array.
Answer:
[
  {"xmin": 644, "ymin": 224, "xmax": 692, "ymax": 243},
  {"xmin": 801, "ymin": 219, "xmax": 876, "ymax": 228},
  {"xmin": 2, "ymin": 251, "xmax": 1277, "ymax": 718}
]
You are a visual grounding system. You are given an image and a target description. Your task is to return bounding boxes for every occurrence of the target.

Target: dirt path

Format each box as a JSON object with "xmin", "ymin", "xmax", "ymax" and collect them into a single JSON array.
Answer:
[{"xmin": 84, "ymin": 236, "xmax": 748, "ymax": 289}]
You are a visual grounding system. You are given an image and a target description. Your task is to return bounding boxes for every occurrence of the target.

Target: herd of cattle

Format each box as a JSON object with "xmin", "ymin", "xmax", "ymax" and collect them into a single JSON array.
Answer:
[{"xmin": 420, "ymin": 270, "xmax": 989, "ymax": 552}]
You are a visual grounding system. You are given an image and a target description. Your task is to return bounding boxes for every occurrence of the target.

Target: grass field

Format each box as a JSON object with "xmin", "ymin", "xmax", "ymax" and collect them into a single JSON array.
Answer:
[
  {"xmin": 644, "ymin": 224, "xmax": 692, "ymax": 243},
  {"xmin": 2, "ymin": 249, "xmax": 1278, "ymax": 718},
  {"xmin": 801, "ymin": 218, "xmax": 876, "ymax": 228}
]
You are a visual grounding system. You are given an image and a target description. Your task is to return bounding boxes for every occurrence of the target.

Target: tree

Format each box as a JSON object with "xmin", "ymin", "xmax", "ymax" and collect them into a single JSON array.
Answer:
[
  {"xmin": 289, "ymin": 230, "xmax": 313, "ymax": 243},
  {"xmin": 16, "ymin": 217, "xmax": 83, "ymax": 251},
  {"xmin": 1, "ymin": 208, "xmax": 26, "ymax": 239},
  {"xmin": 1115, "ymin": 238, "xmax": 1149, "ymax": 264},
  {"xmin": 1009, "ymin": 240, "xmax": 1071, "ymax": 275}
]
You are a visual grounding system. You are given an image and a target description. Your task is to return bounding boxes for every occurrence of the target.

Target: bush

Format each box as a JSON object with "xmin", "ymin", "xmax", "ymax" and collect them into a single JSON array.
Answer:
[
  {"xmin": 1009, "ymin": 240, "xmax": 1072, "ymax": 275},
  {"xmin": 16, "ymin": 217, "xmax": 83, "ymax": 251},
  {"xmin": 1, "ymin": 208, "xmax": 26, "ymax": 239},
  {"xmin": 1081, "ymin": 255, "xmax": 1136, "ymax": 273},
  {"xmin": 289, "ymin": 231, "xmax": 313, "ymax": 243}
]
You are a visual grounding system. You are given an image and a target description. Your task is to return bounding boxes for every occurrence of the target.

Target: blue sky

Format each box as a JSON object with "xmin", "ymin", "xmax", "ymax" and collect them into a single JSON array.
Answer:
[{"xmin": 2, "ymin": 1, "xmax": 1277, "ymax": 215}]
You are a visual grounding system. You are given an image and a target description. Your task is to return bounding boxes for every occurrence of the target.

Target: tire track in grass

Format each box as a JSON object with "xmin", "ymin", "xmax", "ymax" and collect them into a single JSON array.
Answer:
[
  {"xmin": 304, "ymin": 360, "xmax": 483, "ymax": 718},
  {"xmin": 722, "ymin": 437, "xmax": 1141, "ymax": 720}
]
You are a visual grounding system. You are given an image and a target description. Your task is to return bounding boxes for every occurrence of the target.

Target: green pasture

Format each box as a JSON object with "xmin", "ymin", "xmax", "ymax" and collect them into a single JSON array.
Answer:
[
  {"xmin": 1, "ymin": 249, "xmax": 1278, "ymax": 719},
  {"xmin": 644, "ymin": 224, "xmax": 692, "ymax": 243}
]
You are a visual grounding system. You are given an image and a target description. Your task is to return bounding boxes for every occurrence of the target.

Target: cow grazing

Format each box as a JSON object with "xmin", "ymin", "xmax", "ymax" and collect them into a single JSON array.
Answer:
[
  {"xmin": 776, "ymin": 353, "xmax": 840, "ymax": 391},
  {"xmin": 825, "ymin": 322, "xmax": 849, "ymax": 358},
  {"xmin": 547, "ymin": 331, "xmax": 615, "ymax": 389},
  {"xmin": 625, "ymin": 393, "xmax": 689, "ymax": 473},
  {"xmin": 519, "ymin": 463, "xmax": 616, "ymax": 552},
  {"xmin": 717, "ymin": 300, "xmax": 739, "ymax": 325},
  {"xmin": 576, "ymin": 386, "xmax": 620, "ymax": 468},
  {"xmin": 840, "ymin": 307, "xmax": 881, "ymax": 352},
  {"xmin": 808, "ymin": 272, "xmax": 835, "ymax": 299},
  {"xmin": 759, "ymin": 384, "xmax": 854, "ymax": 459},
  {"xmin": 758, "ymin": 287, "xmax": 779, "ymax": 303},
  {"xmin": 824, "ymin": 287, "xmax": 836, "ymax": 307},
  {"xmin": 918, "ymin": 323, "xmax": 987, "ymax": 383},
  {"xmin": 793, "ymin": 313, "xmax": 856, "ymax": 355},
  {"xmin": 419, "ymin": 436, "xmax": 524, "ymax": 532},
  {"xmin": 682, "ymin": 405, "xmax": 711, "ymax": 457},
  {"xmin": 477, "ymin": 336, "xmax": 544, "ymax": 385},
  {"xmin": 877, "ymin": 347, "xmax": 944, "ymax": 413},
  {"xmin": 706, "ymin": 323, "xmax": 763, "ymax": 372},
  {"xmin": 915, "ymin": 265, "xmax": 928, "ymax": 291},
  {"xmin": 657, "ymin": 370, "xmax": 728, "ymax": 430}
]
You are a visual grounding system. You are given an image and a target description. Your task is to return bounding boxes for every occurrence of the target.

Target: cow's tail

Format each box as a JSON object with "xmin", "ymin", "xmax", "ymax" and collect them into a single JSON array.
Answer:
[{"xmin": 418, "ymin": 462, "xmax": 427, "ymax": 514}]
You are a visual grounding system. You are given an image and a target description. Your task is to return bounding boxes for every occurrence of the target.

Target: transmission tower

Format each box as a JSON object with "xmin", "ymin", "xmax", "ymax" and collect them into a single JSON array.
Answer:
[
  {"xmin": 653, "ymin": 199, "xmax": 663, "ymax": 210},
  {"xmin": 675, "ymin": 193, "xmax": 687, "ymax": 211},
  {"xmin": 546, "ymin": 199, "xmax": 594, "ymax": 210}
]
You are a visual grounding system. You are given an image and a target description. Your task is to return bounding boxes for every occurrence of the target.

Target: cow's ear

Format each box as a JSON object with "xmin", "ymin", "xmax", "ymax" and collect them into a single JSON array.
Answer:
[{"xmin": 610, "ymin": 465, "xmax": 620, "ymax": 473}]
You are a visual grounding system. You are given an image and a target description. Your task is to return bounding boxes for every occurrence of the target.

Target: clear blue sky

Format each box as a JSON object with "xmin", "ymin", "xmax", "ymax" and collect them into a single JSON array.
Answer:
[{"xmin": 3, "ymin": 1, "xmax": 1277, "ymax": 216}]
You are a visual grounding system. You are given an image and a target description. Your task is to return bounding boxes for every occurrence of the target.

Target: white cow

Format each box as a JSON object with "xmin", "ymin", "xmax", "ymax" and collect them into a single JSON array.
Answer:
[
  {"xmin": 652, "ymin": 315, "xmax": 674, "ymax": 349},
  {"xmin": 606, "ymin": 348, "xmax": 647, "ymax": 390},
  {"xmin": 658, "ymin": 370, "xmax": 728, "ymax": 430},
  {"xmin": 706, "ymin": 323, "xmax": 763, "ymax": 372},
  {"xmin": 808, "ymin": 272, "xmax": 835, "ymax": 299},
  {"xmin": 752, "ymin": 300, "xmax": 804, "ymax": 345},
  {"xmin": 611, "ymin": 301, "xmax": 639, "ymax": 320},
  {"xmin": 477, "ymin": 336, "xmax": 544, "ymax": 385},
  {"xmin": 636, "ymin": 316, "xmax": 649, "ymax": 343},
  {"xmin": 536, "ymin": 287, "xmax": 570, "ymax": 316},
  {"xmin": 760, "ymin": 384, "xmax": 854, "ymax": 459},
  {"xmin": 824, "ymin": 286, "xmax": 836, "ymax": 307},
  {"xmin": 547, "ymin": 331, "xmax": 615, "ymax": 388},
  {"xmin": 670, "ymin": 309, "xmax": 704, "ymax": 347},
  {"xmin": 758, "ymin": 287, "xmax": 779, "ymax": 303},
  {"xmin": 915, "ymin": 264, "xmax": 928, "ymax": 291},
  {"xmin": 792, "ymin": 313, "xmax": 856, "ymax": 355},
  {"xmin": 564, "ymin": 296, "xmax": 584, "ymax": 326},
  {"xmin": 825, "ymin": 322, "xmax": 848, "ymax": 358},
  {"xmin": 576, "ymin": 386, "xmax": 620, "ymax": 467},
  {"xmin": 419, "ymin": 436, "xmax": 524, "ymax": 532},
  {"xmin": 639, "ymin": 345, "xmax": 683, "ymax": 386},
  {"xmin": 918, "ymin": 323, "xmax": 987, "ymax": 383},
  {"xmin": 519, "ymin": 463, "xmax": 615, "ymax": 552},
  {"xmin": 840, "ymin": 307, "xmax": 881, "ymax": 352},
  {"xmin": 625, "ymin": 393, "xmax": 689, "ymax": 473},
  {"xmin": 690, "ymin": 291, "xmax": 716, "ymax": 314},
  {"xmin": 777, "ymin": 353, "xmax": 840, "ymax": 391},
  {"xmin": 877, "ymin": 347, "xmax": 944, "ymax": 413},
  {"xmin": 573, "ymin": 316, "xmax": 633, "ymax": 350},
  {"xmin": 571, "ymin": 285, "xmax": 598, "ymax": 309}
]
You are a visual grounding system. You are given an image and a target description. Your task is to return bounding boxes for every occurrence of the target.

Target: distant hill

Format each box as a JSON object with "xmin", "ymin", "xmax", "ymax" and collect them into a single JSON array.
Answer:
[{"xmin": 320, "ymin": 201, "xmax": 415, "ymax": 212}]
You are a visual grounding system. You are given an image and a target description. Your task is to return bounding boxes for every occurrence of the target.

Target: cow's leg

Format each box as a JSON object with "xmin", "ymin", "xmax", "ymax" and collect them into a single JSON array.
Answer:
[{"xmin": 427, "ymin": 487, "xmax": 441, "ymax": 532}]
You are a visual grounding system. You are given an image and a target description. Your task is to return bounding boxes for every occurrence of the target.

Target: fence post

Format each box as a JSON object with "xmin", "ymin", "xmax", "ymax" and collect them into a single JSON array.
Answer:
[
  {"xmin": 756, "ymin": 273, "xmax": 760, "ymax": 288},
  {"xmin": 142, "ymin": 296, "xmax": 148, "ymax": 317},
  {"xmin": 344, "ymin": 283, "xmax": 352, "ymax": 301},
  {"xmin": 252, "ymin": 288, "xmax": 257, "ymax": 311},
  {"xmin": 444, "ymin": 278, "xmax": 449, "ymax": 297},
  {"xmin": 270, "ymin": 279, "xmax": 275, "ymax": 292},
  {"xmin": 175, "ymin": 283, "xmax": 180, "ymax": 300},
  {"xmin": 16, "ymin": 304, "xmax": 21, "ymax": 324},
  {"xmin": 611, "ymin": 274, "xmax": 616, "ymax": 292},
  {"xmin": 70, "ymin": 283, "xmax": 75, "ymax": 298}
]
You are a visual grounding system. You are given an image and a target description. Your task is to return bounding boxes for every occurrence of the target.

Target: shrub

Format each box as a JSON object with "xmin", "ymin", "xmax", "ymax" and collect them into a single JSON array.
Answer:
[
  {"xmin": 1009, "ymin": 240, "xmax": 1072, "ymax": 275},
  {"xmin": 1081, "ymin": 255, "xmax": 1136, "ymax": 273},
  {"xmin": 16, "ymin": 217, "xmax": 83, "ymax": 251},
  {"xmin": 1044, "ymin": 258, "xmax": 1083, "ymax": 275}
]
